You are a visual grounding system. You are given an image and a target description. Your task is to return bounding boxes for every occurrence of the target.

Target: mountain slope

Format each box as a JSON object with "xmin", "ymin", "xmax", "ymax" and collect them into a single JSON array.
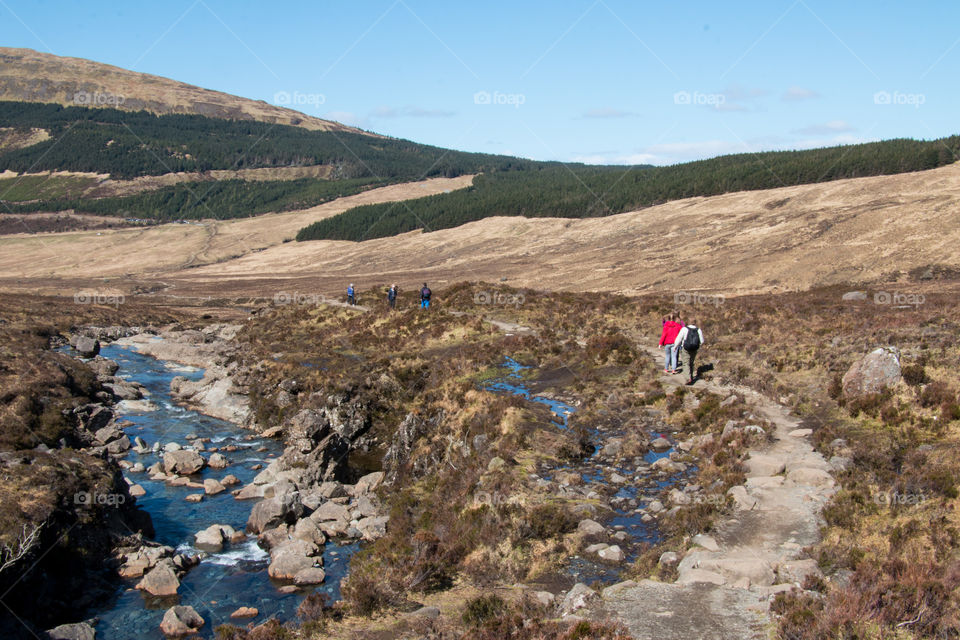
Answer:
[{"xmin": 0, "ymin": 47, "xmax": 362, "ymax": 133}]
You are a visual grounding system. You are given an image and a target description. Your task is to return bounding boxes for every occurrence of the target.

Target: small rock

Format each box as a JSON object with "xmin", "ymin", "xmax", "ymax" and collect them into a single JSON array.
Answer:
[
  {"xmin": 185, "ymin": 493, "xmax": 204, "ymax": 503},
  {"xmin": 598, "ymin": 545, "xmax": 624, "ymax": 562},
  {"xmin": 650, "ymin": 437, "xmax": 671, "ymax": 450},
  {"xmin": 136, "ymin": 560, "xmax": 180, "ymax": 596},
  {"xmin": 293, "ymin": 567, "xmax": 326, "ymax": 585},
  {"xmin": 230, "ymin": 607, "xmax": 259, "ymax": 619},
  {"xmin": 207, "ymin": 453, "xmax": 229, "ymax": 469},
  {"xmin": 221, "ymin": 474, "xmax": 241, "ymax": 486},
  {"xmin": 129, "ymin": 484, "xmax": 146, "ymax": 498},
  {"xmin": 658, "ymin": 551, "xmax": 679, "ymax": 566},
  {"xmin": 559, "ymin": 583, "xmax": 598, "ymax": 616},
  {"xmin": 203, "ymin": 478, "xmax": 226, "ymax": 495},
  {"xmin": 577, "ymin": 519, "xmax": 606, "ymax": 536}
]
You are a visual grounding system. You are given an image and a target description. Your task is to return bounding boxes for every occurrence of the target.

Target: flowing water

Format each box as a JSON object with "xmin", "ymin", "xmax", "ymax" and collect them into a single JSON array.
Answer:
[
  {"xmin": 81, "ymin": 343, "xmax": 359, "ymax": 639},
  {"xmin": 484, "ymin": 357, "xmax": 689, "ymax": 585}
]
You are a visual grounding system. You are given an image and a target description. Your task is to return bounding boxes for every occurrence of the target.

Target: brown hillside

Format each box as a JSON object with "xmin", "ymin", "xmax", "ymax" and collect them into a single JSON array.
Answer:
[{"xmin": 0, "ymin": 47, "xmax": 366, "ymax": 134}]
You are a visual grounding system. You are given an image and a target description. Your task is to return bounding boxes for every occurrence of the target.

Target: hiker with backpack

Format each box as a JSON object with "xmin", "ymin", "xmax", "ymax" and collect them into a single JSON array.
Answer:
[
  {"xmin": 419, "ymin": 283, "xmax": 432, "ymax": 309},
  {"xmin": 347, "ymin": 283, "xmax": 356, "ymax": 305},
  {"xmin": 387, "ymin": 284, "xmax": 398, "ymax": 309},
  {"xmin": 658, "ymin": 313, "xmax": 683, "ymax": 374},
  {"xmin": 674, "ymin": 319, "xmax": 704, "ymax": 384}
]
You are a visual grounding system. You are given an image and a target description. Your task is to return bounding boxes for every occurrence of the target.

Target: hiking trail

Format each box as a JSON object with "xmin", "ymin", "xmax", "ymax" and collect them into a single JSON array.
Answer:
[{"xmin": 585, "ymin": 346, "xmax": 837, "ymax": 639}]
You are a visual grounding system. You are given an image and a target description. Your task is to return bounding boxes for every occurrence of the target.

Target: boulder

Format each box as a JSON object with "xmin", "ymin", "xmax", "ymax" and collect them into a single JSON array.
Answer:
[
  {"xmin": 292, "ymin": 518, "xmax": 327, "ymax": 546},
  {"xmin": 87, "ymin": 356, "xmax": 119, "ymax": 377},
  {"xmin": 136, "ymin": 560, "xmax": 180, "ymax": 596},
  {"xmin": 577, "ymin": 519, "xmax": 605, "ymax": 536},
  {"xmin": 160, "ymin": 605, "xmax": 204, "ymax": 637},
  {"xmin": 842, "ymin": 347, "xmax": 901, "ymax": 399},
  {"xmin": 268, "ymin": 539, "xmax": 319, "ymax": 579},
  {"xmin": 311, "ymin": 500, "xmax": 351, "ymax": 522},
  {"xmin": 650, "ymin": 437, "xmax": 671, "ymax": 450},
  {"xmin": 74, "ymin": 337, "xmax": 100, "ymax": 357},
  {"xmin": 46, "ymin": 622, "xmax": 96, "ymax": 640},
  {"xmin": 195, "ymin": 524, "xmax": 227, "ymax": 551},
  {"xmin": 94, "ymin": 424, "xmax": 122, "ymax": 444},
  {"xmin": 163, "ymin": 450, "xmax": 205, "ymax": 475},
  {"xmin": 129, "ymin": 484, "xmax": 146, "ymax": 498},
  {"xmin": 207, "ymin": 453, "xmax": 229, "ymax": 469},
  {"xmin": 106, "ymin": 435, "xmax": 131, "ymax": 454},
  {"xmin": 203, "ymin": 478, "xmax": 226, "ymax": 495},
  {"xmin": 230, "ymin": 607, "xmax": 259, "ymax": 619},
  {"xmin": 598, "ymin": 545, "xmax": 624, "ymax": 562},
  {"xmin": 247, "ymin": 493, "xmax": 303, "ymax": 534},
  {"xmin": 293, "ymin": 567, "xmax": 326, "ymax": 585},
  {"xmin": 185, "ymin": 493, "xmax": 204, "ymax": 503},
  {"xmin": 221, "ymin": 474, "xmax": 240, "ymax": 486},
  {"xmin": 356, "ymin": 515, "xmax": 389, "ymax": 540}
]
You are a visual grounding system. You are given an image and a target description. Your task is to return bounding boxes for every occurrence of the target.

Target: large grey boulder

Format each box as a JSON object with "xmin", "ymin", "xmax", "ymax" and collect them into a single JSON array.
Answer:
[
  {"xmin": 842, "ymin": 347, "xmax": 901, "ymax": 399},
  {"xmin": 162, "ymin": 450, "xmax": 205, "ymax": 475},
  {"xmin": 247, "ymin": 492, "xmax": 303, "ymax": 534},
  {"xmin": 267, "ymin": 539, "xmax": 319, "ymax": 579}
]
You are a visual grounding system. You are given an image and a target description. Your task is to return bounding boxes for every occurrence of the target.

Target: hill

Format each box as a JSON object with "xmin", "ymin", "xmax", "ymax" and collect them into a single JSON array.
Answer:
[{"xmin": 0, "ymin": 47, "xmax": 363, "ymax": 133}]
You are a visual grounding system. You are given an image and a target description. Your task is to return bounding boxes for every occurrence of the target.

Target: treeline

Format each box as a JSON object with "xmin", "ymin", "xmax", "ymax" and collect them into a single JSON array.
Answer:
[
  {"xmin": 5, "ymin": 177, "xmax": 384, "ymax": 220},
  {"xmin": 296, "ymin": 137, "xmax": 960, "ymax": 241},
  {"xmin": 0, "ymin": 101, "xmax": 537, "ymax": 179}
]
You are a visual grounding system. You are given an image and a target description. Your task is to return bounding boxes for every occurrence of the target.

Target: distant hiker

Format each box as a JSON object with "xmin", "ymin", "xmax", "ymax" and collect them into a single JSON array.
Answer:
[
  {"xmin": 387, "ymin": 284, "xmax": 398, "ymax": 309},
  {"xmin": 674, "ymin": 319, "xmax": 704, "ymax": 384},
  {"xmin": 658, "ymin": 313, "xmax": 682, "ymax": 373},
  {"xmin": 419, "ymin": 283, "xmax": 432, "ymax": 309},
  {"xmin": 347, "ymin": 284, "xmax": 356, "ymax": 305}
]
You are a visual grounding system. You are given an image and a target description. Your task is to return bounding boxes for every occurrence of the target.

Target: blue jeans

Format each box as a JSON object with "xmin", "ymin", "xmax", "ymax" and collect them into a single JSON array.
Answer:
[
  {"xmin": 664, "ymin": 345, "xmax": 677, "ymax": 370},
  {"xmin": 421, "ymin": 299, "xmax": 430, "ymax": 308}
]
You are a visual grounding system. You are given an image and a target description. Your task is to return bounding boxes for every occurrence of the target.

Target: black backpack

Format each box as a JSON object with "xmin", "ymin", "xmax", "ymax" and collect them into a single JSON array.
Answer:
[{"xmin": 683, "ymin": 326, "xmax": 701, "ymax": 350}]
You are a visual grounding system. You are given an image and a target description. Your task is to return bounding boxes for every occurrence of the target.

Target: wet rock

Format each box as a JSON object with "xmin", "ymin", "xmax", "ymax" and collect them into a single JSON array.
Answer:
[
  {"xmin": 136, "ymin": 559, "xmax": 180, "ymax": 596},
  {"xmin": 230, "ymin": 607, "xmax": 259, "ymax": 619},
  {"xmin": 46, "ymin": 622, "xmax": 96, "ymax": 640},
  {"xmin": 221, "ymin": 474, "xmax": 240, "ymax": 486},
  {"xmin": 842, "ymin": 347, "xmax": 901, "ymax": 399},
  {"xmin": 203, "ymin": 478, "xmax": 226, "ymax": 495},
  {"xmin": 207, "ymin": 453, "xmax": 229, "ymax": 469},
  {"xmin": 163, "ymin": 450, "xmax": 205, "ymax": 475},
  {"xmin": 160, "ymin": 605, "xmax": 204, "ymax": 637},
  {"xmin": 185, "ymin": 493, "xmax": 204, "ymax": 503},
  {"xmin": 195, "ymin": 524, "xmax": 236, "ymax": 552}
]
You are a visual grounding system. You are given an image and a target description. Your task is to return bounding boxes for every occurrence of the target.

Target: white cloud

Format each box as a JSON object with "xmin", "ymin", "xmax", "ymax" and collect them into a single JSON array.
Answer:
[
  {"xmin": 571, "ymin": 152, "xmax": 658, "ymax": 165},
  {"xmin": 581, "ymin": 107, "xmax": 636, "ymax": 119},
  {"xmin": 792, "ymin": 120, "xmax": 856, "ymax": 135},
  {"xmin": 782, "ymin": 86, "xmax": 820, "ymax": 101}
]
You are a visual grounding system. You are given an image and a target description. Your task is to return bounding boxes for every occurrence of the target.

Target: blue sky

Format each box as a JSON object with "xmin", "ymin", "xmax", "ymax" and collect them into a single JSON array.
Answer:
[{"xmin": 2, "ymin": 0, "xmax": 957, "ymax": 165}]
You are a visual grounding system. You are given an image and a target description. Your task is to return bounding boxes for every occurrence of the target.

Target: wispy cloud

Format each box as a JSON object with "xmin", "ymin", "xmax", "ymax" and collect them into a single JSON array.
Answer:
[
  {"xmin": 782, "ymin": 86, "xmax": 819, "ymax": 101},
  {"xmin": 571, "ymin": 152, "xmax": 657, "ymax": 165}
]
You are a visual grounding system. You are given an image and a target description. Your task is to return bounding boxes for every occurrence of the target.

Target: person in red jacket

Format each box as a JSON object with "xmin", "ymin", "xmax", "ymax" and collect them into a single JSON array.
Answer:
[{"xmin": 658, "ymin": 313, "xmax": 682, "ymax": 373}]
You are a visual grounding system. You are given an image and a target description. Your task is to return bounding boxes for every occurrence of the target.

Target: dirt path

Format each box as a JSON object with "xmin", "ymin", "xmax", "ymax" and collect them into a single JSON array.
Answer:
[{"xmin": 589, "ymin": 346, "xmax": 836, "ymax": 639}]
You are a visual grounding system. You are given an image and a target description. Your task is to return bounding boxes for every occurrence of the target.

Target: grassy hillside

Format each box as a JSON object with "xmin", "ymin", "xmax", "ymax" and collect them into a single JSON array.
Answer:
[{"xmin": 297, "ymin": 137, "xmax": 960, "ymax": 241}]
